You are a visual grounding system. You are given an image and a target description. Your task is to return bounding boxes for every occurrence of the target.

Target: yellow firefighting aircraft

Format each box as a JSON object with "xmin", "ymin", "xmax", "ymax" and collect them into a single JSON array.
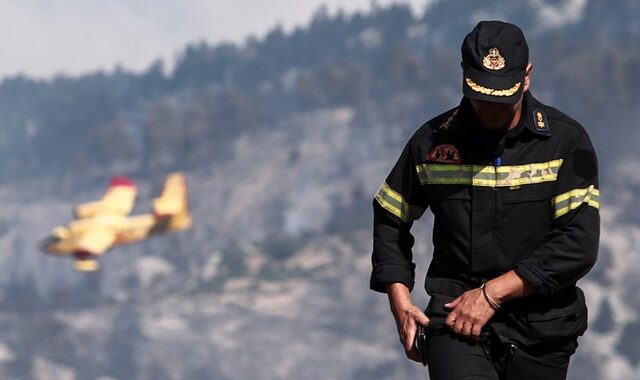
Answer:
[{"xmin": 41, "ymin": 172, "xmax": 192, "ymax": 272}]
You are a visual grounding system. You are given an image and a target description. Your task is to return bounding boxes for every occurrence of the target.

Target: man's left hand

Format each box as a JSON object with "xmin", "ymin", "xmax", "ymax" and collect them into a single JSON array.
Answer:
[{"xmin": 444, "ymin": 287, "xmax": 496, "ymax": 341}]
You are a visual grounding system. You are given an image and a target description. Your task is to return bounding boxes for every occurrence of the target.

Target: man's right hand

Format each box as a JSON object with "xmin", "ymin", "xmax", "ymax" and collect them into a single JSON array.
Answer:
[{"xmin": 386, "ymin": 283, "xmax": 430, "ymax": 363}]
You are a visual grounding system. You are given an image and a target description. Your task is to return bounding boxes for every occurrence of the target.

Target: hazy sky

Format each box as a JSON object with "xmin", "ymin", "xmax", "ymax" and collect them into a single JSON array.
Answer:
[{"xmin": 0, "ymin": 0, "xmax": 429, "ymax": 80}]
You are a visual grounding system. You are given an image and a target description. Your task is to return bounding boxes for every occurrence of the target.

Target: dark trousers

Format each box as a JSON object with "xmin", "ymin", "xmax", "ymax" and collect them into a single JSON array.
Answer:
[{"xmin": 424, "ymin": 330, "xmax": 578, "ymax": 380}]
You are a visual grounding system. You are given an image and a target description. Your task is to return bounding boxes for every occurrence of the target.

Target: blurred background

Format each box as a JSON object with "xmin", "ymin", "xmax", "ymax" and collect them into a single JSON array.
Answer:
[{"xmin": 0, "ymin": 0, "xmax": 638, "ymax": 379}]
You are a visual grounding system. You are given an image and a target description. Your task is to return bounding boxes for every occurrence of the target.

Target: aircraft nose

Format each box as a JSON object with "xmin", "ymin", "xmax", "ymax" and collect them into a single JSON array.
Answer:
[{"xmin": 40, "ymin": 236, "xmax": 61, "ymax": 254}]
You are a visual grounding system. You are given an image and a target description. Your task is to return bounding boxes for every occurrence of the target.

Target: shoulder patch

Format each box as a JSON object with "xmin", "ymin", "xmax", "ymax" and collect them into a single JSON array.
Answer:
[
  {"xmin": 573, "ymin": 149, "xmax": 598, "ymax": 179},
  {"xmin": 532, "ymin": 109, "xmax": 551, "ymax": 134},
  {"xmin": 427, "ymin": 144, "xmax": 463, "ymax": 164}
]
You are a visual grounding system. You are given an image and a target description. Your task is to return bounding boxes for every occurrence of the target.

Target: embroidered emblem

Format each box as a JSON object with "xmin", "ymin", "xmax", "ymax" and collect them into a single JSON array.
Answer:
[
  {"xmin": 465, "ymin": 78, "xmax": 521, "ymax": 96},
  {"xmin": 482, "ymin": 47, "xmax": 506, "ymax": 70},
  {"xmin": 533, "ymin": 110, "xmax": 549, "ymax": 132},
  {"xmin": 427, "ymin": 144, "xmax": 463, "ymax": 164},
  {"xmin": 438, "ymin": 109, "xmax": 459, "ymax": 131}
]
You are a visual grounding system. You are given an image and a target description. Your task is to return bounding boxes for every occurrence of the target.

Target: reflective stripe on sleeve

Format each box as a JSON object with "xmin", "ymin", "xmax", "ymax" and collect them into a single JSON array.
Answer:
[
  {"xmin": 415, "ymin": 159, "xmax": 563, "ymax": 187},
  {"xmin": 552, "ymin": 185, "xmax": 600, "ymax": 219},
  {"xmin": 374, "ymin": 181, "xmax": 425, "ymax": 223}
]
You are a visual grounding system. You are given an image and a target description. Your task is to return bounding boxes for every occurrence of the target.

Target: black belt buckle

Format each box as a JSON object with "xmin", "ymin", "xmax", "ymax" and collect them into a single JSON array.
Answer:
[{"xmin": 413, "ymin": 325, "xmax": 428, "ymax": 366}]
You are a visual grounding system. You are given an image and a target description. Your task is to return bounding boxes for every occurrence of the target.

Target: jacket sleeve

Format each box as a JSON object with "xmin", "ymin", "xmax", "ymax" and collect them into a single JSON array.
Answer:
[
  {"xmin": 370, "ymin": 139, "xmax": 429, "ymax": 293},
  {"xmin": 514, "ymin": 130, "xmax": 600, "ymax": 297}
]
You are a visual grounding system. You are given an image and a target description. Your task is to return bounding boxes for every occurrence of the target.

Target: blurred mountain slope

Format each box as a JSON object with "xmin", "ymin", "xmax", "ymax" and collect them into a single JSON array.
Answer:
[{"xmin": 0, "ymin": 1, "xmax": 638, "ymax": 379}]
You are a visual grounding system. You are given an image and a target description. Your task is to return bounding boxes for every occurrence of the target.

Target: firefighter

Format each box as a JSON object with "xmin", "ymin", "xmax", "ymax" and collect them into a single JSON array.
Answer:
[{"xmin": 371, "ymin": 21, "xmax": 599, "ymax": 379}]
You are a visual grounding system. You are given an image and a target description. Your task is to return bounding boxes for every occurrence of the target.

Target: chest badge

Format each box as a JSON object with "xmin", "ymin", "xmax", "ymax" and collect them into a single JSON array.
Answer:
[
  {"xmin": 533, "ymin": 110, "xmax": 549, "ymax": 132},
  {"xmin": 427, "ymin": 144, "xmax": 463, "ymax": 164}
]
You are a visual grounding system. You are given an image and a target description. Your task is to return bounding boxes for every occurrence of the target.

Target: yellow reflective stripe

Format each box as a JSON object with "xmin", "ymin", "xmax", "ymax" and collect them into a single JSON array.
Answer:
[
  {"xmin": 494, "ymin": 159, "xmax": 563, "ymax": 186},
  {"xmin": 552, "ymin": 185, "xmax": 600, "ymax": 218},
  {"xmin": 415, "ymin": 159, "xmax": 563, "ymax": 187},
  {"xmin": 374, "ymin": 181, "xmax": 425, "ymax": 222},
  {"xmin": 415, "ymin": 164, "xmax": 495, "ymax": 187},
  {"xmin": 553, "ymin": 186, "xmax": 598, "ymax": 204},
  {"xmin": 379, "ymin": 180, "xmax": 403, "ymax": 203}
]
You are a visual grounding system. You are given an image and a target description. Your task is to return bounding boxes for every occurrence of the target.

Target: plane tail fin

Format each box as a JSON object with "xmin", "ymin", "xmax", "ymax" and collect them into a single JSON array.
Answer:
[{"xmin": 152, "ymin": 172, "xmax": 192, "ymax": 231}]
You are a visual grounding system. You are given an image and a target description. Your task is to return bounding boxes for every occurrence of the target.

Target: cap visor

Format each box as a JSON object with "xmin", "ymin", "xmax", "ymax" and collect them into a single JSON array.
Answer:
[{"xmin": 463, "ymin": 69, "xmax": 525, "ymax": 104}]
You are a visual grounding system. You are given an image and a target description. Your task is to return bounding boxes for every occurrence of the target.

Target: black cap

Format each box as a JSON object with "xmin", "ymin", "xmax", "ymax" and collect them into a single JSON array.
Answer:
[{"xmin": 461, "ymin": 21, "xmax": 529, "ymax": 104}]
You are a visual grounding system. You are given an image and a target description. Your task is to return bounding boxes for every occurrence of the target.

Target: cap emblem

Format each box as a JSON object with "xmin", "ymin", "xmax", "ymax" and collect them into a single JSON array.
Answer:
[{"xmin": 482, "ymin": 47, "xmax": 506, "ymax": 70}]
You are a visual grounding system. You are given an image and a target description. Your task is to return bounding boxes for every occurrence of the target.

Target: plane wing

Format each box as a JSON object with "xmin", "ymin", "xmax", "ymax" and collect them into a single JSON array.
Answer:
[
  {"xmin": 75, "ymin": 227, "xmax": 117, "ymax": 255},
  {"xmin": 74, "ymin": 177, "xmax": 137, "ymax": 219}
]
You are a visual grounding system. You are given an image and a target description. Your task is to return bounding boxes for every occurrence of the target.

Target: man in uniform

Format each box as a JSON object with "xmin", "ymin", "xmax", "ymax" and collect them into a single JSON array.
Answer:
[{"xmin": 370, "ymin": 21, "xmax": 599, "ymax": 379}]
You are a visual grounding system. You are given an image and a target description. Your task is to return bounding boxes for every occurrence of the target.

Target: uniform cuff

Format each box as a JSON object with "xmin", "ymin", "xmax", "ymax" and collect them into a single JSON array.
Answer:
[
  {"xmin": 514, "ymin": 261, "xmax": 560, "ymax": 297},
  {"xmin": 370, "ymin": 264, "xmax": 415, "ymax": 293}
]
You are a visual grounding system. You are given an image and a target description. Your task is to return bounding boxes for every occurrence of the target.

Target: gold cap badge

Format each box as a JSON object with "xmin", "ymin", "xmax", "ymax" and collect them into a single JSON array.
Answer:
[{"xmin": 482, "ymin": 47, "xmax": 506, "ymax": 70}]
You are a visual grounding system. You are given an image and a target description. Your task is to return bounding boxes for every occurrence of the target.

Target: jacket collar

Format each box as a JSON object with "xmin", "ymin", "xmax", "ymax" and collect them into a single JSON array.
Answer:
[
  {"xmin": 452, "ymin": 91, "xmax": 552, "ymax": 138},
  {"xmin": 522, "ymin": 92, "xmax": 552, "ymax": 137}
]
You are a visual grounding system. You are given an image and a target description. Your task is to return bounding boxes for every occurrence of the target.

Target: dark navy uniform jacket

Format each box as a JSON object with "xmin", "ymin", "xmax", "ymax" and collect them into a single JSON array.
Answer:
[{"xmin": 371, "ymin": 91, "xmax": 600, "ymax": 346}]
